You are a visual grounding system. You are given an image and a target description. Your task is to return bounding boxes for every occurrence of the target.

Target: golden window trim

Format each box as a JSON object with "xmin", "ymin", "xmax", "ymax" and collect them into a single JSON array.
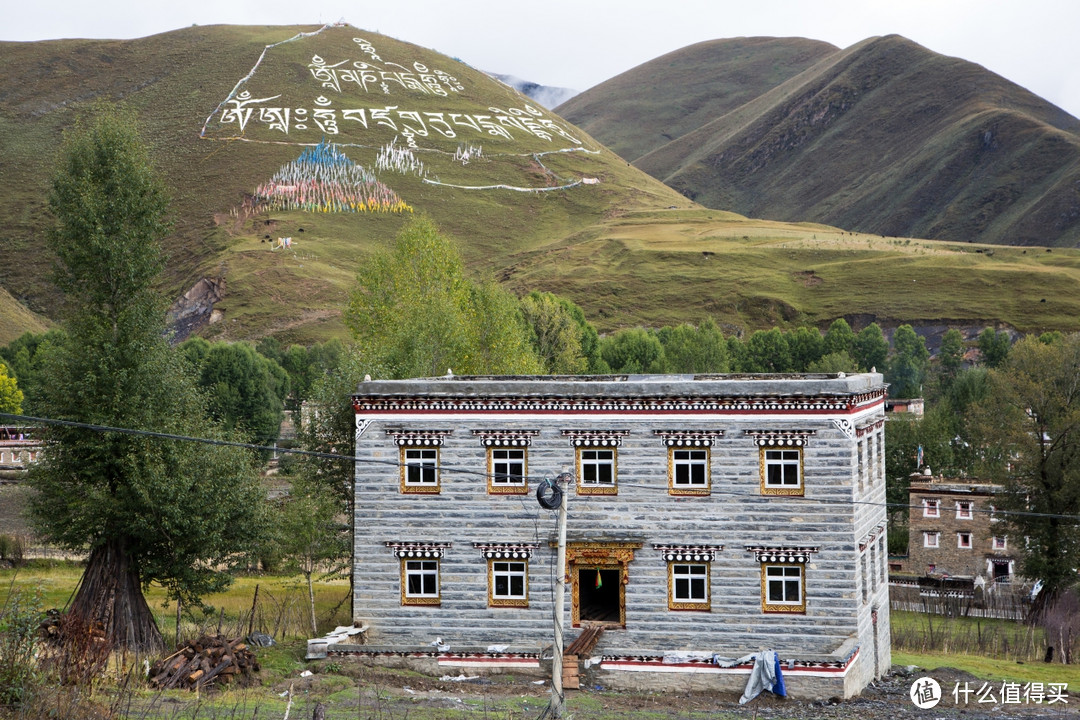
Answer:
[
  {"xmin": 667, "ymin": 562, "xmax": 711, "ymax": 611},
  {"xmin": 400, "ymin": 446, "xmax": 440, "ymax": 494},
  {"xmin": 759, "ymin": 446, "xmax": 804, "ymax": 496},
  {"xmin": 576, "ymin": 446, "xmax": 618, "ymax": 496},
  {"xmin": 487, "ymin": 446, "xmax": 528, "ymax": 495},
  {"xmin": 487, "ymin": 558, "xmax": 529, "ymax": 608},
  {"xmin": 400, "ymin": 558, "xmax": 441, "ymax": 606},
  {"xmin": 570, "ymin": 564, "xmax": 626, "ymax": 629},
  {"xmin": 760, "ymin": 562, "xmax": 806, "ymax": 614},
  {"xmin": 668, "ymin": 446, "xmax": 711, "ymax": 496}
]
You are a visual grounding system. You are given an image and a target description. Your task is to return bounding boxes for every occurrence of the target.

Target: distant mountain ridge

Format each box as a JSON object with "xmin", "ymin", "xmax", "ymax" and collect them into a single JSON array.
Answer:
[
  {"xmin": 2, "ymin": 25, "xmax": 1080, "ymax": 345},
  {"xmin": 559, "ymin": 35, "xmax": 1080, "ymax": 247}
]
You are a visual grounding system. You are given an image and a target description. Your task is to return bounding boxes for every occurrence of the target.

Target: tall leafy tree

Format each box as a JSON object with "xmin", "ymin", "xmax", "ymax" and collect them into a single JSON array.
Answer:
[
  {"xmin": 743, "ymin": 328, "xmax": 791, "ymax": 373},
  {"xmin": 344, "ymin": 216, "xmax": 540, "ymax": 378},
  {"xmin": 823, "ymin": 318, "xmax": 855, "ymax": 357},
  {"xmin": 972, "ymin": 334, "xmax": 1080, "ymax": 613},
  {"xmin": 519, "ymin": 291, "xmax": 588, "ymax": 374},
  {"xmin": 655, "ymin": 320, "xmax": 728, "ymax": 373},
  {"xmin": 852, "ymin": 323, "xmax": 889, "ymax": 372},
  {"xmin": 787, "ymin": 326, "xmax": 824, "ymax": 371},
  {"xmin": 978, "ymin": 327, "xmax": 1012, "ymax": 368},
  {"xmin": 0, "ymin": 362, "xmax": 22, "ymax": 414},
  {"xmin": 180, "ymin": 339, "xmax": 289, "ymax": 448},
  {"xmin": 937, "ymin": 328, "xmax": 966, "ymax": 381},
  {"xmin": 887, "ymin": 325, "xmax": 930, "ymax": 398},
  {"xmin": 27, "ymin": 104, "xmax": 267, "ymax": 651},
  {"xmin": 599, "ymin": 328, "xmax": 665, "ymax": 373}
]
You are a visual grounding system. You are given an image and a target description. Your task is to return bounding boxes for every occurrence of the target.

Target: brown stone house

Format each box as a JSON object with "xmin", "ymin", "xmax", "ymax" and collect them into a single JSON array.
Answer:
[{"xmin": 905, "ymin": 473, "xmax": 1015, "ymax": 584}]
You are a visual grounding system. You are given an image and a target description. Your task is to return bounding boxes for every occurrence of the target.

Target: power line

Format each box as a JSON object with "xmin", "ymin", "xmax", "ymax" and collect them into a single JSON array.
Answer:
[{"xmin": 4, "ymin": 411, "xmax": 1078, "ymax": 523}]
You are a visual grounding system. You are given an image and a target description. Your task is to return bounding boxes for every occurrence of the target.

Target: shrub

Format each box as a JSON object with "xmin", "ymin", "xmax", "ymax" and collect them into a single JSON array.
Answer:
[{"xmin": 0, "ymin": 589, "xmax": 43, "ymax": 706}]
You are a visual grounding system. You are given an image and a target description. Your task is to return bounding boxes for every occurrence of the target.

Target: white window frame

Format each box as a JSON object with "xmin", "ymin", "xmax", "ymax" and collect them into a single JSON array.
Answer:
[
  {"xmin": 956, "ymin": 501, "xmax": 973, "ymax": 520},
  {"xmin": 761, "ymin": 448, "xmax": 802, "ymax": 495},
  {"xmin": 489, "ymin": 559, "xmax": 528, "ymax": 607},
  {"xmin": 669, "ymin": 562, "xmax": 710, "ymax": 610},
  {"xmin": 402, "ymin": 559, "xmax": 440, "ymax": 605},
  {"xmin": 578, "ymin": 447, "xmax": 617, "ymax": 495},
  {"xmin": 923, "ymin": 499, "xmax": 940, "ymax": 518},
  {"xmin": 993, "ymin": 535, "xmax": 1007, "ymax": 551},
  {"xmin": 489, "ymin": 447, "xmax": 527, "ymax": 494},
  {"xmin": 670, "ymin": 448, "xmax": 710, "ymax": 495},
  {"xmin": 401, "ymin": 447, "xmax": 439, "ymax": 493},
  {"xmin": 762, "ymin": 564, "xmax": 805, "ymax": 613},
  {"xmin": 924, "ymin": 531, "xmax": 940, "ymax": 548},
  {"xmin": 957, "ymin": 532, "xmax": 972, "ymax": 549}
]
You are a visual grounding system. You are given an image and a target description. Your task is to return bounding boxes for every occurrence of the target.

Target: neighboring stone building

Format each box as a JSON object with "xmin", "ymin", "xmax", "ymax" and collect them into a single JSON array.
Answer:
[
  {"xmin": 906, "ymin": 473, "xmax": 1014, "ymax": 583},
  {"xmin": 0, "ymin": 426, "xmax": 40, "ymax": 481},
  {"xmin": 343, "ymin": 373, "xmax": 890, "ymax": 699}
]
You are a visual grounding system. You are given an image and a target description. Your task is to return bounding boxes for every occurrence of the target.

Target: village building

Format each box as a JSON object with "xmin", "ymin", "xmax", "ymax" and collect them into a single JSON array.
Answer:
[
  {"xmin": 341, "ymin": 373, "xmax": 890, "ymax": 699},
  {"xmin": 905, "ymin": 473, "xmax": 1014, "ymax": 584}
]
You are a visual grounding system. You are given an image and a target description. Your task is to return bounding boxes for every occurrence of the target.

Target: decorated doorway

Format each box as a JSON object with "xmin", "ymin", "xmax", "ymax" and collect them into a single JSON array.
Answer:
[{"xmin": 566, "ymin": 542, "xmax": 640, "ymax": 628}]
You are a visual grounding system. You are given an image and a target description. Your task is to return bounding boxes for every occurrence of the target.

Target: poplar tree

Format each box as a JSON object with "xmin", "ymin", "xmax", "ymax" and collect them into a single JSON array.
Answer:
[{"xmin": 28, "ymin": 104, "xmax": 267, "ymax": 651}]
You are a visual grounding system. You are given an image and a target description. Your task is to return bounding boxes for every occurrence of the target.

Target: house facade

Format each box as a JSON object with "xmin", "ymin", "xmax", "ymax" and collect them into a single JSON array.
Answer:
[
  {"xmin": 345, "ymin": 373, "xmax": 890, "ymax": 699},
  {"xmin": 905, "ymin": 473, "xmax": 1014, "ymax": 583}
]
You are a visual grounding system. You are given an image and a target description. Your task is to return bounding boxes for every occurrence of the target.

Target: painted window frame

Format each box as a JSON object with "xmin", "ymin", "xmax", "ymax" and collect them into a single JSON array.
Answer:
[
  {"xmin": 992, "ymin": 535, "xmax": 1007, "ymax": 551},
  {"xmin": 577, "ymin": 447, "xmax": 617, "ymax": 495},
  {"xmin": 668, "ymin": 562, "xmax": 710, "ymax": 611},
  {"xmin": 760, "ymin": 447, "xmax": 803, "ymax": 496},
  {"xmin": 488, "ymin": 447, "xmax": 528, "ymax": 494},
  {"xmin": 956, "ymin": 501, "xmax": 973, "ymax": 520},
  {"xmin": 923, "ymin": 499, "xmax": 940, "ymax": 518},
  {"xmin": 957, "ymin": 531, "xmax": 973, "ymax": 549},
  {"xmin": 761, "ymin": 563, "xmax": 806, "ymax": 613},
  {"xmin": 923, "ymin": 531, "xmax": 940, "ymax": 548},
  {"xmin": 669, "ymin": 447, "xmax": 710, "ymax": 496},
  {"xmin": 488, "ymin": 558, "xmax": 529, "ymax": 607},
  {"xmin": 401, "ymin": 558, "xmax": 440, "ymax": 605},
  {"xmin": 401, "ymin": 446, "xmax": 440, "ymax": 494}
]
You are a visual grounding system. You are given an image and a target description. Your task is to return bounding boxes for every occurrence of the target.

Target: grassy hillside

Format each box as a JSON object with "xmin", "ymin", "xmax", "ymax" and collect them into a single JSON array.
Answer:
[
  {"xmin": 0, "ymin": 287, "xmax": 50, "ymax": 346},
  {"xmin": 2, "ymin": 26, "xmax": 1079, "ymax": 344},
  {"xmin": 556, "ymin": 37, "xmax": 838, "ymax": 163},
  {"xmin": 569, "ymin": 34, "xmax": 1080, "ymax": 248}
]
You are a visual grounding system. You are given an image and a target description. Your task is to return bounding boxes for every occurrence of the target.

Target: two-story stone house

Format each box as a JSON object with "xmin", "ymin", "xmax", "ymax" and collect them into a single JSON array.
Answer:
[{"xmin": 343, "ymin": 373, "xmax": 890, "ymax": 699}]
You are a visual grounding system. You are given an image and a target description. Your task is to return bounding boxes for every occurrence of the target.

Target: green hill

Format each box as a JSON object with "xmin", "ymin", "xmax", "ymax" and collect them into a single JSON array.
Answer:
[
  {"xmin": 556, "ymin": 37, "xmax": 838, "ymax": 163},
  {"xmin": 562, "ymin": 35, "xmax": 1080, "ymax": 248},
  {"xmin": 2, "ymin": 25, "xmax": 1080, "ymax": 344}
]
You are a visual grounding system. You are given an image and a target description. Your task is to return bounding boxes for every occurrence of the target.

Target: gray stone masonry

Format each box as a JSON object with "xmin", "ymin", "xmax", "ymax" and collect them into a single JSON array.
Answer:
[{"xmin": 351, "ymin": 373, "xmax": 890, "ymax": 698}]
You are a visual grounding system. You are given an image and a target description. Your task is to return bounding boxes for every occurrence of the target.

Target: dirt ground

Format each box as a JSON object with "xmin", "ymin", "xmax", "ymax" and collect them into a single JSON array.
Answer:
[{"xmin": 257, "ymin": 660, "xmax": 1078, "ymax": 720}]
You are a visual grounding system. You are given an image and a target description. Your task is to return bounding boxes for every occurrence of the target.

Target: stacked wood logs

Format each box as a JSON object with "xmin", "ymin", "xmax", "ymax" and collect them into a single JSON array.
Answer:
[{"xmin": 148, "ymin": 635, "xmax": 260, "ymax": 690}]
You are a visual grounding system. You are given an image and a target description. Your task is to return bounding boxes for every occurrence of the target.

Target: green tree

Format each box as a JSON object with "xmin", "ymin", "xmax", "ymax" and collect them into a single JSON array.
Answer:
[
  {"xmin": 823, "ymin": 318, "xmax": 855, "ymax": 357},
  {"xmin": 27, "ymin": 104, "xmax": 267, "ymax": 651},
  {"xmin": 972, "ymin": 333, "xmax": 1080, "ymax": 612},
  {"xmin": 0, "ymin": 362, "xmax": 22, "ymax": 414},
  {"xmin": 887, "ymin": 325, "xmax": 929, "ymax": 399},
  {"xmin": 599, "ymin": 328, "xmax": 665, "ymax": 373},
  {"xmin": 743, "ymin": 328, "xmax": 791, "ymax": 373},
  {"xmin": 787, "ymin": 326, "xmax": 824, "ymax": 371},
  {"xmin": 519, "ymin": 291, "xmax": 588, "ymax": 374},
  {"xmin": 181, "ymin": 339, "xmax": 289, "ymax": 448},
  {"xmin": 853, "ymin": 323, "xmax": 889, "ymax": 372},
  {"xmin": 937, "ymin": 328, "xmax": 966, "ymax": 388},
  {"xmin": 0, "ymin": 330, "xmax": 65, "ymax": 410},
  {"xmin": 344, "ymin": 216, "xmax": 540, "ymax": 378},
  {"xmin": 655, "ymin": 320, "xmax": 728, "ymax": 373},
  {"xmin": 977, "ymin": 327, "xmax": 1011, "ymax": 368},
  {"xmin": 276, "ymin": 482, "xmax": 349, "ymax": 635},
  {"xmin": 807, "ymin": 351, "xmax": 859, "ymax": 373}
]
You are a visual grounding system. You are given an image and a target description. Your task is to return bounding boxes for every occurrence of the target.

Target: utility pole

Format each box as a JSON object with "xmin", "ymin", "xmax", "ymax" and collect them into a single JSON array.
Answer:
[{"xmin": 551, "ymin": 471, "xmax": 570, "ymax": 718}]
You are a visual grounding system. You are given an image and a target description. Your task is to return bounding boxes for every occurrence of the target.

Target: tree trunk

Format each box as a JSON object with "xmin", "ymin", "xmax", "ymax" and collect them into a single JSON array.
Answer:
[
  {"xmin": 307, "ymin": 571, "xmax": 317, "ymax": 636},
  {"xmin": 67, "ymin": 537, "xmax": 164, "ymax": 653}
]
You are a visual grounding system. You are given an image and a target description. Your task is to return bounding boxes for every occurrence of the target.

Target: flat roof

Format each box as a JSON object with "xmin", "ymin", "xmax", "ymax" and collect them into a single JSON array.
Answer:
[{"xmin": 354, "ymin": 372, "xmax": 886, "ymax": 399}]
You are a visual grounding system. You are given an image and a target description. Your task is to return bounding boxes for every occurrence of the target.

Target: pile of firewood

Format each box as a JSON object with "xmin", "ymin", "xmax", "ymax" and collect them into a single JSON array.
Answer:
[{"xmin": 148, "ymin": 635, "xmax": 260, "ymax": 690}]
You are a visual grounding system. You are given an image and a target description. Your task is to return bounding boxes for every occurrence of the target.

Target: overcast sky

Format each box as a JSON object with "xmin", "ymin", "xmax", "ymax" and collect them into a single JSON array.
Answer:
[{"xmin": 5, "ymin": 0, "xmax": 1079, "ymax": 118}]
